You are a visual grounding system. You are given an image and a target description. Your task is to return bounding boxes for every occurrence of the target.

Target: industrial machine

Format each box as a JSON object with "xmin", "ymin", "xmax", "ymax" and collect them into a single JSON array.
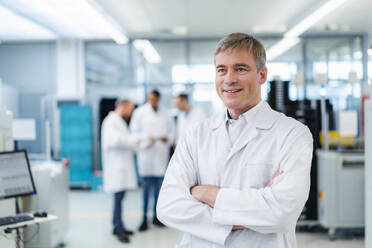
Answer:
[
  {"xmin": 317, "ymin": 150, "xmax": 364, "ymax": 240},
  {"xmin": 267, "ymin": 80, "xmax": 329, "ymax": 221},
  {"xmin": 23, "ymin": 160, "xmax": 69, "ymax": 248}
]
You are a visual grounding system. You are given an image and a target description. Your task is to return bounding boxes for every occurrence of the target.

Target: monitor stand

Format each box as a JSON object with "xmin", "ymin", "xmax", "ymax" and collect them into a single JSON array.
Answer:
[{"xmin": 15, "ymin": 198, "xmax": 20, "ymax": 214}]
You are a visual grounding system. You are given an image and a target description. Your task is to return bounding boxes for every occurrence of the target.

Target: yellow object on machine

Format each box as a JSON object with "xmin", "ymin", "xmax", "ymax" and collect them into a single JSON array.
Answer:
[{"xmin": 319, "ymin": 131, "xmax": 355, "ymax": 146}]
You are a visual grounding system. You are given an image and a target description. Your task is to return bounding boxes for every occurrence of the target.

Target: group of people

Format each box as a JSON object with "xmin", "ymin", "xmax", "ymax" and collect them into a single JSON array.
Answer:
[
  {"xmin": 101, "ymin": 90, "xmax": 204, "ymax": 243},
  {"xmin": 101, "ymin": 32, "xmax": 313, "ymax": 248}
]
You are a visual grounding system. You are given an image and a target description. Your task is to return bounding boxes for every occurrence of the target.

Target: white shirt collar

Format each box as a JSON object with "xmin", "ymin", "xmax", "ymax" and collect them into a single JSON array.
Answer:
[{"xmin": 225, "ymin": 100, "xmax": 264, "ymax": 123}]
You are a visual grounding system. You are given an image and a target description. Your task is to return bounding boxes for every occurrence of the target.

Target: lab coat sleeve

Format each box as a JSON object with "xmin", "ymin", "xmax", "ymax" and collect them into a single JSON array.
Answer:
[
  {"xmin": 212, "ymin": 125, "xmax": 313, "ymax": 234},
  {"xmin": 157, "ymin": 130, "xmax": 233, "ymax": 245}
]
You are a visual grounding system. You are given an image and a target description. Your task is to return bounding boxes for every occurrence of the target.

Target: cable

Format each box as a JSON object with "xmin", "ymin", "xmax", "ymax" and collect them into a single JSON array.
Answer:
[
  {"xmin": 1, "ymin": 223, "xmax": 40, "ymax": 245},
  {"xmin": 16, "ymin": 228, "xmax": 21, "ymax": 248},
  {"xmin": 19, "ymin": 223, "xmax": 40, "ymax": 243},
  {"xmin": 0, "ymin": 230, "xmax": 15, "ymax": 239}
]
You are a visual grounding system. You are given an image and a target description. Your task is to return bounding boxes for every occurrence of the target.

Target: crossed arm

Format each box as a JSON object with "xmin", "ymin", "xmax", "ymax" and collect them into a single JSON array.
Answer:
[
  {"xmin": 190, "ymin": 170, "xmax": 283, "ymax": 230},
  {"xmin": 157, "ymin": 126, "xmax": 313, "ymax": 245}
]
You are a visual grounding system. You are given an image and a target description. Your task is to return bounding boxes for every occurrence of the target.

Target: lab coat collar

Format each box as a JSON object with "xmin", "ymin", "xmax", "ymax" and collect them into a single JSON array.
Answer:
[
  {"xmin": 109, "ymin": 111, "xmax": 128, "ymax": 125},
  {"xmin": 109, "ymin": 111, "xmax": 121, "ymax": 120},
  {"xmin": 211, "ymin": 101, "xmax": 280, "ymax": 131},
  {"xmin": 224, "ymin": 100, "xmax": 263, "ymax": 122}
]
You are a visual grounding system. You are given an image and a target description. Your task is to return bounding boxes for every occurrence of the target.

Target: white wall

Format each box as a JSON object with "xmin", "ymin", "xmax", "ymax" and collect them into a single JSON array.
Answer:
[
  {"xmin": 0, "ymin": 42, "xmax": 57, "ymax": 154},
  {"xmin": 0, "ymin": 42, "xmax": 56, "ymax": 94},
  {"xmin": 57, "ymin": 40, "xmax": 85, "ymax": 100},
  {"xmin": 0, "ymin": 41, "xmax": 88, "ymax": 157}
]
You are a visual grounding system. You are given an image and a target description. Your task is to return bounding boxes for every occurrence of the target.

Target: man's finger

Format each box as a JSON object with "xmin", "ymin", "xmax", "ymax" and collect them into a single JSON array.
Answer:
[
  {"xmin": 273, "ymin": 170, "xmax": 284, "ymax": 178},
  {"xmin": 266, "ymin": 170, "xmax": 284, "ymax": 187}
]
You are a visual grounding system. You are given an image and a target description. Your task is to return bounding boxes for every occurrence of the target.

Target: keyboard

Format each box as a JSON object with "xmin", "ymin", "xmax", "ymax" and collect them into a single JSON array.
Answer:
[{"xmin": 0, "ymin": 214, "xmax": 34, "ymax": 226}]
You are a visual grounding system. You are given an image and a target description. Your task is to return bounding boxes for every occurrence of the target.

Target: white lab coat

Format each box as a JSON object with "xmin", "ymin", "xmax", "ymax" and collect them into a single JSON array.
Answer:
[
  {"xmin": 130, "ymin": 103, "xmax": 175, "ymax": 177},
  {"xmin": 176, "ymin": 108, "xmax": 205, "ymax": 144},
  {"xmin": 101, "ymin": 111, "xmax": 139, "ymax": 193},
  {"xmin": 157, "ymin": 101, "xmax": 313, "ymax": 248}
]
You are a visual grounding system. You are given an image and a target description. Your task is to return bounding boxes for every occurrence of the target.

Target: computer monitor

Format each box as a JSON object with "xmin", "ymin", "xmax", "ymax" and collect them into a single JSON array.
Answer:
[{"xmin": 0, "ymin": 150, "xmax": 36, "ymax": 200}]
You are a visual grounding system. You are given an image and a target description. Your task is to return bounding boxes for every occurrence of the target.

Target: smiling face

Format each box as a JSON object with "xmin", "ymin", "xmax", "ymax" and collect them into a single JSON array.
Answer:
[{"xmin": 215, "ymin": 48, "xmax": 267, "ymax": 119}]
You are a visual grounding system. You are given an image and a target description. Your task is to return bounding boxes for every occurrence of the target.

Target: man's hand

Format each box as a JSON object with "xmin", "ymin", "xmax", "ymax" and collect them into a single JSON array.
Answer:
[
  {"xmin": 137, "ymin": 137, "xmax": 155, "ymax": 149},
  {"xmin": 266, "ymin": 170, "xmax": 284, "ymax": 187},
  {"xmin": 190, "ymin": 172, "xmax": 283, "ymax": 230},
  {"xmin": 148, "ymin": 136, "xmax": 155, "ymax": 146},
  {"xmin": 232, "ymin": 225, "xmax": 245, "ymax": 231},
  {"xmin": 190, "ymin": 185, "xmax": 220, "ymax": 208}
]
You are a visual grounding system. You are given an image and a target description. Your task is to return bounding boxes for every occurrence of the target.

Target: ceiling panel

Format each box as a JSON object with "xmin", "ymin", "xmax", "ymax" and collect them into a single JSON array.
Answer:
[
  {"xmin": 96, "ymin": 0, "xmax": 328, "ymax": 38},
  {"xmin": 313, "ymin": 0, "xmax": 372, "ymax": 35},
  {"xmin": 2, "ymin": 0, "xmax": 371, "ymax": 46}
]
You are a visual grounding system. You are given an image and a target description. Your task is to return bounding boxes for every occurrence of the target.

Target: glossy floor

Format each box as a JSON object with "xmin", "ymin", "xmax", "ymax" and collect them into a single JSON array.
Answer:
[{"xmin": 66, "ymin": 190, "xmax": 364, "ymax": 248}]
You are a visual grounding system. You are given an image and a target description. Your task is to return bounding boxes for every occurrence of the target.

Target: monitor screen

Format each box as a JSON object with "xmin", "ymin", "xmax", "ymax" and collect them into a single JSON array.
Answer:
[{"xmin": 0, "ymin": 150, "xmax": 36, "ymax": 199}]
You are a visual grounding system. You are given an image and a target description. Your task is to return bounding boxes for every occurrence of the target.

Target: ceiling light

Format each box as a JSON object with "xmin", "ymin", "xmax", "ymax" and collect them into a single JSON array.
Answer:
[
  {"xmin": 285, "ymin": 0, "xmax": 349, "ymax": 38},
  {"xmin": 266, "ymin": 37, "xmax": 300, "ymax": 61},
  {"xmin": 0, "ymin": 0, "xmax": 128, "ymax": 43},
  {"xmin": 133, "ymin": 40, "xmax": 161, "ymax": 63},
  {"xmin": 88, "ymin": 0, "xmax": 128, "ymax": 44},
  {"xmin": 267, "ymin": 0, "xmax": 349, "ymax": 60},
  {"xmin": 326, "ymin": 23, "xmax": 350, "ymax": 31},
  {"xmin": 0, "ymin": 4, "xmax": 55, "ymax": 40},
  {"xmin": 171, "ymin": 26, "xmax": 188, "ymax": 36}
]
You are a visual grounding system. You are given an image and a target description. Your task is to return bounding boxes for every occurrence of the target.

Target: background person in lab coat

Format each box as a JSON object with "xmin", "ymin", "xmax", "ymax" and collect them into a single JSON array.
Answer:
[
  {"xmin": 101, "ymin": 99, "xmax": 151, "ymax": 243},
  {"xmin": 173, "ymin": 93, "xmax": 205, "ymax": 144},
  {"xmin": 157, "ymin": 33, "xmax": 313, "ymax": 247},
  {"xmin": 130, "ymin": 90, "xmax": 175, "ymax": 231}
]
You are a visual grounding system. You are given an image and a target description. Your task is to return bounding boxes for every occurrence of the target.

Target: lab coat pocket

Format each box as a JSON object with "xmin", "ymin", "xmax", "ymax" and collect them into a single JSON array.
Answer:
[{"xmin": 239, "ymin": 162, "xmax": 273, "ymax": 189}]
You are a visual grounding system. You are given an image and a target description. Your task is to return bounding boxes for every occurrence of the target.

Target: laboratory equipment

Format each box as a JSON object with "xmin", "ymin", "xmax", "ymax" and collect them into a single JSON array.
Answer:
[
  {"xmin": 23, "ymin": 160, "xmax": 69, "ymax": 248},
  {"xmin": 317, "ymin": 150, "xmax": 364, "ymax": 240}
]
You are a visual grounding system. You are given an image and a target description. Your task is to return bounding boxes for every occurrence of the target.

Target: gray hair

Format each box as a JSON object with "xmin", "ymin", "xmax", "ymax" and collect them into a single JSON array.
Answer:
[
  {"xmin": 215, "ymin": 33, "xmax": 266, "ymax": 71},
  {"xmin": 115, "ymin": 99, "xmax": 131, "ymax": 108}
]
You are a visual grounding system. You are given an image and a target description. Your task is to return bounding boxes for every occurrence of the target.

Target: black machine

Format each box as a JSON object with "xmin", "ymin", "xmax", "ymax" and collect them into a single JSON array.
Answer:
[{"xmin": 267, "ymin": 80, "xmax": 335, "ymax": 221}]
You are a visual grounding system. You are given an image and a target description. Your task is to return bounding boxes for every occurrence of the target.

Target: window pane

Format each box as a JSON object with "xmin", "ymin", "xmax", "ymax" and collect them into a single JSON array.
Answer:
[
  {"xmin": 146, "ymin": 41, "xmax": 186, "ymax": 84},
  {"xmin": 86, "ymin": 42, "xmax": 131, "ymax": 85}
]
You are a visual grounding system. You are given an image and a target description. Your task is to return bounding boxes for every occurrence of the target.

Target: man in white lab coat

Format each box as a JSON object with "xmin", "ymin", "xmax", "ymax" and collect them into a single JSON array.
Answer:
[
  {"xmin": 157, "ymin": 33, "xmax": 313, "ymax": 247},
  {"xmin": 130, "ymin": 90, "xmax": 175, "ymax": 231},
  {"xmin": 101, "ymin": 99, "xmax": 150, "ymax": 243},
  {"xmin": 173, "ymin": 93, "xmax": 205, "ymax": 144}
]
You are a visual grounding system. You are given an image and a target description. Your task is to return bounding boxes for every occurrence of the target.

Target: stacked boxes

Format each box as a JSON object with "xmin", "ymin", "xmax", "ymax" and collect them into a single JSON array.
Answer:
[{"xmin": 59, "ymin": 105, "xmax": 93, "ymax": 188}]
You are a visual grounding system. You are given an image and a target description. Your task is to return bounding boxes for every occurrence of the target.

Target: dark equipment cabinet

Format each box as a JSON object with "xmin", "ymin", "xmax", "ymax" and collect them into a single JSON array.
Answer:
[{"xmin": 267, "ymin": 80, "xmax": 335, "ymax": 221}]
